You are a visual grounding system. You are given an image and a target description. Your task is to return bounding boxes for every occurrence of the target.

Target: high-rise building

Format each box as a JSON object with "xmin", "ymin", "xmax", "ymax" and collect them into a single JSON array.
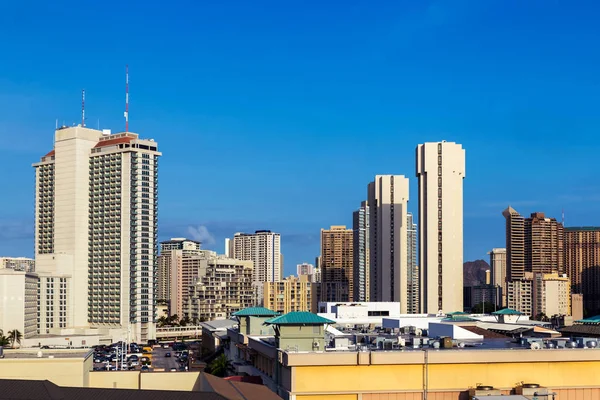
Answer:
[
  {"xmin": 416, "ymin": 141, "xmax": 466, "ymax": 314},
  {"xmin": 502, "ymin": 207, "xmax": 525, "ymax": 281},
  {"xmin": 565, "ymin": 227, "xmax": 600, "ymax": 315},
  {"xmin": 297, "ymin": 263, "xmax": 315, "ymax": 278},
  {"xmin": 407, "ymin": 213, "xmax": 419, "ymax": 313},
  {"xmin": 533, "ymin": 273, "xmax": 571, "ymax": 318},
  {"xmin": 353, "ymin": 201, "xmax": 370, "ymax": 302},
  {"xmin": 320, "ymin": 226, "xmax": 354, "ymax": 302},
  {"xmin": 488, "ymin": 248, "xmax": 507, "ymax": 307},
  {"xmin": 367, "ymin": 176, "xmax": 410, "ymax": 308},
  {"xmin": 182, "ymin": 255, "xmax": 253, "ymax": 322},
  {"xmin": 506, "ymin": 272, "xmax": 571, "ymax": 317},
  {"xmin": 0, "ymin": 257, "xmax": 35, "ymax": 272},
  {"xmin": 156, "ymin": 238, "xmax": 204, "ymax": 317},
  {"xmin": 33, "ymin": 127, "xmax": 161, "ymax": 342},
  {"xmin": 230, "ymin": 230, "xmax": 281, "ymax": 305},
  {"xmin": 264, "ymin": 275, "xmax": 315, "ymax": 314},
  {"xmin": 503, "ymin": 208, "xmax": 564, "ymax": 279}
]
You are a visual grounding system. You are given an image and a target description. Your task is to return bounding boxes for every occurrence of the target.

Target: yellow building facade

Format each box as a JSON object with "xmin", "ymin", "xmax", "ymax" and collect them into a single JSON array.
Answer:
[{"xmin": 263, "ymin": 275, "xmax": 315, "ymax": 314}]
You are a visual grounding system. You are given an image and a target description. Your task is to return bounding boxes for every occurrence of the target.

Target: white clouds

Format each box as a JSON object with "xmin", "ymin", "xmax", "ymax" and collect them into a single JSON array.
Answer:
[{"xmin": 187, "ymin": 225, "xmax": 216, "ymax": 246}]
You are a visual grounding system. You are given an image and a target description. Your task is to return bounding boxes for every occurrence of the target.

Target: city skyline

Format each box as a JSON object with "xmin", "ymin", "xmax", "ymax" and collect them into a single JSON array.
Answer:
[{"xmin": 3, "ymin": 1, "xmax": 600, "ymax": 275}]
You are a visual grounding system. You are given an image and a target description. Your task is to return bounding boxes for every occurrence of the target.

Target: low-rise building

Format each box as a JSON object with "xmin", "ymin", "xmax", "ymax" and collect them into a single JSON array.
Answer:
[
  {"xmin": 225, "ymin": 307, "xmax": 600, "ymax": 400},
  {"xmin": 0, "ymin": 257, "xmax": 35, "ymax": 272},
  {"xmin": 507, "ymin": 273, "xmax": 571, "ymax": 318},
  {"xmin": 317, "ymin": 302, "xmax": 403, "ymax": 326}
]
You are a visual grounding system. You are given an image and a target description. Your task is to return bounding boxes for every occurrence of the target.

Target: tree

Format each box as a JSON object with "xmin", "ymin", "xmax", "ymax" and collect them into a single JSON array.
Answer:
[
  {"xmin": 471, "ymin": 302, "xmax": 499, "ymax": 314},
  {"xmin": 0, "ymin": 330, "xmax": 8, "ymax": 347},
  {"xmin": 208, "ymin": 354, "xmax": 231, "ymax": 377},
  {"xmin": 7, "ymin": 330, "xmax": 22, "ymax": 348},
  {"xmin": 157, "ymin": 316, "xmax": 168, "ymax": 328},
  {"xmin": 179, "ymin": 316, "xmax": 191, "ymax": 327}
]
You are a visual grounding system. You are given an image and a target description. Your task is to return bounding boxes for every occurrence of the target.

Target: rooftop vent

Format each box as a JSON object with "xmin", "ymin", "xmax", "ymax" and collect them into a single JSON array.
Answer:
[
  {"xmin": 515, "ymin": 383, "xmax": 548, "ymax": 398},
  {"xmin": 469, "ymin": 385, "xmax": 501, "ymax": 397}
]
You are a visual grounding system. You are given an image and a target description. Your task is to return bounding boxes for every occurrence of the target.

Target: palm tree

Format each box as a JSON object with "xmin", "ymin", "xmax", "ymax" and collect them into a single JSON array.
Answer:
[
  {"xmin": 7, "ymin": 330, "xmax": 22, "ymax": 348},
  {"xmin": 0, "ymin": 332, "xmax": 8, "ymax": 347},
  {"xmin": 208, "ymin": 354, "xmax": 231, "ymax": 377},
  {"xmin": 157, "ymin": 315, "xmax": 167, "ymax": 327}
]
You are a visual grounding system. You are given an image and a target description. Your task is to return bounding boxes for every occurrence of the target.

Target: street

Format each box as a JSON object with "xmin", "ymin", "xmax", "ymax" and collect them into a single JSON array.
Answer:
[{"xmin": 151, "ymin": 346, "xmax": 181, "ymax": 371}]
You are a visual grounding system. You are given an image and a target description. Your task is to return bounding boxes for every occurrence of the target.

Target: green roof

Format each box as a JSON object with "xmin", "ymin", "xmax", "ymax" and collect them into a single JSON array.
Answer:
[
  {"xmin": 576, "ymin": 315, "xmax": 600, "ymax": 324},
  {"xmin": 446, "ymin": 311, "xmax": 468, "ymax": 316},
  {"xmin": 492, "ymin": 308, "xmax": 523, "ymax": 315},
  {"xmin": 264, "ymin": 311, "xmax": 335, "ymax": 325},
  {"xmin": 443, "ymin": 315, "xmax": 476, "ymax": 322},
  {"xmin": 232, "ymin": 307, "xmax": 279, "ymax": 317}
]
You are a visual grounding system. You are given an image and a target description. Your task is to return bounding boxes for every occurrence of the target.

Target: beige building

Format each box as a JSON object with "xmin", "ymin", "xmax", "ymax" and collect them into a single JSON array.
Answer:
[
  {"xmin": 367, "ymin": 176, "xmax": 410, "ymax": 308},
  {"xmin": 182, "ymin": 255, "xmax": 253, "ymax": 321},
  {"xmin": 230, "ymin": 230, "xmax": 282, "ymax": 305},
  {"xmin": 416, "ymin": 141, "xmax": 466, "ymax": 314},
  {"xmin": 0, "ymin": 269, "xmax": 38, "ymax": 339},
  {"xmin": 0, "ymin": 257, "xmax": 35, "ymax": 272},
  {"xmin": 264, "ymin": 275, "xmax": 315, "ymax": 314},
  {"xmin": 533, "ymin": 273, "xmax": 571, "ymax": 318},
  {"xmin": 488, "ymin": 248, "xmax": 507, "ymax": 307},
  {"xmin": 33, "ymin": 127, "xmax": 161, "ymax": 342},
  {"xmin": 320, "ymin": 226, "xmax": 354, "ymax": 302},
  {"xmin": 352, "ymin": 201, "xmax": 370, "ymax": 302},
  {"xmin": 565, "ymin": 227, "xmax": 600, "ymax": 315},
  {"xmin": 507, "ymin": 272, "xmax": 571, "ymax": 318},
  {"xmin": 156, "ymin": 238, "xmax": 202, "ymax": 316},
  {"xmin": 407, "ymin": 212, "xmax": 419, "ymax": 313}
]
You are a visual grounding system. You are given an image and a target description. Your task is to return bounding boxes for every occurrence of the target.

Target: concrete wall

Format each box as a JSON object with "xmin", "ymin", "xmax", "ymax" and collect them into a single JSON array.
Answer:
[{"xmin": 0, "ymin": 353, "xmax": 92, "ymax": 387}]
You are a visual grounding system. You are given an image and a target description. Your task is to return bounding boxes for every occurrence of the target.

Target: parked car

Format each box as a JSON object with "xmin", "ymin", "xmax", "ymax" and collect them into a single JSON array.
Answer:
[
  {"xmin": 170, "ymin": 368, "xmax": 177, "ymax": 372},
  {"xmin": 165, "ymin": 352, "xmax": 171, "ymax": 357},
  {"xmin": 141, "ymin": 365, "xmax": 149, "ymax": 372}
]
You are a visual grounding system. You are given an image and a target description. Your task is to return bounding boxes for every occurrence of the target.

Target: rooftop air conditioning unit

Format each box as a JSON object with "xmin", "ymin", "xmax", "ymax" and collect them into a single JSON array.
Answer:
[
  {"xmin": 515, "ymin": 383, "xmax": 549, "ymax": 399},
  {"xmin": 468, "ymin": 386, "xmax": 502, "ymax": 397}
]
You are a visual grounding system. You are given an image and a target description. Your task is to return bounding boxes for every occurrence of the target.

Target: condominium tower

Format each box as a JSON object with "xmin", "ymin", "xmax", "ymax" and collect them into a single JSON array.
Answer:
[
  {"xmin": 503, "ymin": 208, "xmax": 564, "ymax": 280},
  {"xmin": 367, "ymin": 176, "xmax": 410, "ymax": 309},
  {"xmin": 230, "ymin": 230, "xmax": 282, "ymax": 305},
  {"xmin": 33, "ymin": 126, "xmax": 160, "ymax": 342},
  {"xmin": 320, "ymin": 226, "xmax": 354, "ymax": 302},
  {"xmin": 156, "ymin": 238, "xmax": 202, "ymax": 317},
  {"xmin": 353, "ymin": 201, "xmax": 370, "ymax": 302},
  {"xmin": 416, "ymin": 141, "xmax": 466, "ymax": 314},
  {"xmin": 407, "ymin": 212, "xmax": 419, "ymax": 313},
  {"xmin": 488, "ymin": 248, "xmax": 507, "ymax": 307},
  {"xmin": 565, "ymin": 227, "xmax": 600, "ymax": 315}
]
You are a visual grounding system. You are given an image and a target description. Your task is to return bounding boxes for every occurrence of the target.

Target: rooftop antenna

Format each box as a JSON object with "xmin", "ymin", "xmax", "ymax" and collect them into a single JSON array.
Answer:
[
  {"xmin": 562, "ymin": 209, "xmax": 565, "ymax": 226},
  {"xmin": 55, "ymin": 119, "xmax": 58, "ymax": 129},
  {"xmin": 124, "ymin": 65, "xmax": 129, "ymax": 132},
  {"xmin": 81, "ymin": 89, "xmax": 85, "ymax": 127}
]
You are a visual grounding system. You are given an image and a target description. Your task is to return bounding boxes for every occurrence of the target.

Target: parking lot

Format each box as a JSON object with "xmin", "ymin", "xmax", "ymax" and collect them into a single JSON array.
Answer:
[{"xmin": 92, "ymin": 343, "xmax": 191, "ymax": 372}]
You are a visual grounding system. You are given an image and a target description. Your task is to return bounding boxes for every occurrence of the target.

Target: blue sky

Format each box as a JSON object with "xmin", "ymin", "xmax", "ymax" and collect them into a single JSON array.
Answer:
[{"xmin": 1, "ymin": 0, "xmax": 600, "ymax": 275}]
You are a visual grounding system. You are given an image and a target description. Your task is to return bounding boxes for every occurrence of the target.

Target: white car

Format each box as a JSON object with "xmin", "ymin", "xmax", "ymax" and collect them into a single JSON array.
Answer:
[{"xmin": 129, "ymin": 360, "xmax": 139, "ymax": 367}]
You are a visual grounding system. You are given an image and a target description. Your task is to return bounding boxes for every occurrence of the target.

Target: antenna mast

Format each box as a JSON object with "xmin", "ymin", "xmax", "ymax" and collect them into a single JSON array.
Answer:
[
  {"xmin": 562, "ymin": 209, "xmax": 565, "ymax": 226},
  {"xmin": 81, "ymin": 89, "xmax": 85, "ymax": 127},
  {"xmin": 124, "ymin": 65, "xmax": 129, "ymax": 132}
]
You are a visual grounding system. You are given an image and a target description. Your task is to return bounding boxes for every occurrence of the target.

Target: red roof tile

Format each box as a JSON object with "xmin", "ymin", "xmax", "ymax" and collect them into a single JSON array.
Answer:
[
  {"xmin": 44, "ymin": 150, "xmax": 55, "ymax": 157},
  {"xmin": 94, "ymin": 137, "xmax": 134, "ymax": 148}
]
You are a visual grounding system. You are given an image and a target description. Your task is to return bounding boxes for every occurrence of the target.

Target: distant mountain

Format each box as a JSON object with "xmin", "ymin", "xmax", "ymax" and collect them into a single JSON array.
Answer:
[{"xmin": 463, "ymin": 259, "xmax": 490, "ymax": 286}]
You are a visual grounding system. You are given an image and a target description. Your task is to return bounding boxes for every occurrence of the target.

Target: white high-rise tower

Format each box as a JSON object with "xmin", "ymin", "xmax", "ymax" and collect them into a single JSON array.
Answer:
[
  {"xmin": 33, "ymin": 126, "xmax": 161, "ymax": 342},
  {"xmin": 416, "ymin": 141, "xmax": 465, "ymax": 314},
  {"xmin": 367, "ymin": 175, "xmax": 410, "ymax": 310}
]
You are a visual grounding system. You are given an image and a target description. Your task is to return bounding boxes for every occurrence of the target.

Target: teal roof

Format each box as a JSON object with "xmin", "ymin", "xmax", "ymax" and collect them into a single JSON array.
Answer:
[
  {"xmin": 264, "ymin": 311, "xmax": 335, "ymax": 325},
  {"xmin": 443, "ymin": 315, "xmax": 476, "ymax": 322},
  {"xmin": 492, "ymin": 308, "xmax": 523, "ymax": 316},
  {"xmin": 576, "ymin": 315, "xmax": 600, "ymax": 324},
  {"xmin": 232, "ymin": 307, "xmax": 279, "ymax": 317},
  {"xmin": 446, "ymin": 311, "xmax": 468, "ymax": 316}
]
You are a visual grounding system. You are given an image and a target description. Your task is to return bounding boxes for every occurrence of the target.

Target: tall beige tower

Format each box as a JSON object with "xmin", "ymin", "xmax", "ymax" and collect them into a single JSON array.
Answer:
[
  {"xmin": 367, "ymin": 175, "xmax": 410, "ymax": 309},
  {"xmin": 231, "ymin": 230, "xmax": 281, "ymax": 305},
  {"xmin": 320, "ymin": 226, "xmax": 354, "ymax": 302},
  {"xmin": 488, "ymin": 248, "xmax": 507, "ymax": 307},
  {"xmin": 33, "ymin": 127, "xmax": 161, "ymax": 342},
  {"xmin": 416, "ymin": 141, "xmax": 465, "ymax": 314}
]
